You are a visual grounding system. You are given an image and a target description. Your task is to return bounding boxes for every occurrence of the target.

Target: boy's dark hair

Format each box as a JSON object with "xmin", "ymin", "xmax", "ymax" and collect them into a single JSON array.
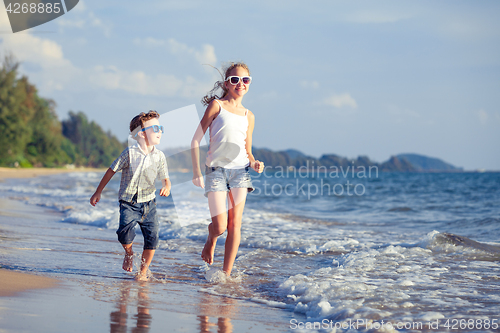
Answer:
[{"xmin": 130, "ymin": 110, "xmax": 160, "ymax": 137}]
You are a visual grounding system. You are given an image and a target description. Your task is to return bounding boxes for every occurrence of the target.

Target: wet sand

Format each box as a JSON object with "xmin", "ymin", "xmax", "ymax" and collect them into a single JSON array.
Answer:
[
  {"xmin": 0, "ymin": 197, "xmax": 60, "ymax": 298},
  {"xmin": 0, "ymin": 269, "xmax": 58, "ymax": 297}
]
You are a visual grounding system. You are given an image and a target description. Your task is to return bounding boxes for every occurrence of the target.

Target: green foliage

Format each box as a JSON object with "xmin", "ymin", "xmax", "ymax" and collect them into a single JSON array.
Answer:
[
  {"xmin": 0, "ymin": 55, "xmax": 70, "ymax": 167},
  {"xmin": 0, "ymin": 55, "xmax": 124, "ymax": 168},
  {"xmin": 25, "ymin": 97, "xmax": 72, "ymax": 167},
  {"xmin": 0, "ymin": 56, "xmax": 33, "ymax": 165},
  {"xmin": 62, "ymin": 111, "xmax": 125, "ymax": 167}
]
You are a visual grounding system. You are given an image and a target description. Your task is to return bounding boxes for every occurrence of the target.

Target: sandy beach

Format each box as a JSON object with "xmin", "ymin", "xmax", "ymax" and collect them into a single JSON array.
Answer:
[
  {"xmin": 0, "ymin": 170, "xmax": 293, "ymax": 332},
  {"xmin": 0, "ymin": 167, "xmax": 69, "ymax": 297},
  {"xmin": 0, "ymin": 269, "xmax": 58, "ymax": 297},
  {"xmin": 0, "ymin": 167, "xmax": 105, "ymax": 180}
]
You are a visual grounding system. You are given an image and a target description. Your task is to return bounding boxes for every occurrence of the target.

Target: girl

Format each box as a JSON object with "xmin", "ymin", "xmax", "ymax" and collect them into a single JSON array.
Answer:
[{"xmin": 191, "ymin": 62, "xmax": 264, "ymax": 277}]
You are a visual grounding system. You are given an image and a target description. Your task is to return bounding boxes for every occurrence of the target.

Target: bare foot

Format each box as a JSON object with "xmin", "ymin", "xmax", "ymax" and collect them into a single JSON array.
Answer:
[
  {"xmin": 123, "ymin": 253, "xmax": 134, "ymax": 272},
  {"xmin": 135, "ymin": 272, "xmax": 149, "ymax": 282},
  {"xmin": 201, "ymin": 237, "xmax": 216, "ymax": 265}
]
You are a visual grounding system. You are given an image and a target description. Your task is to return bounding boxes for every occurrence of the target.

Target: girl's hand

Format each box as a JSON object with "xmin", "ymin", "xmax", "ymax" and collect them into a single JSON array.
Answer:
[
  {"xmin": 192, "ymin": 175, "xmax": 205, "ymax": 189},
  {"xmin": 160, "ymin": 186, "xmax": 171, "ymax": 197},
  {"xmin": 252, "ymin": 160, "xmax": 264, "ymax": 173}
]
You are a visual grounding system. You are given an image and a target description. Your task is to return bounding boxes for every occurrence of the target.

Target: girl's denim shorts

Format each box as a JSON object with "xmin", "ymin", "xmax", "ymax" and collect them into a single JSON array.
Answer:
[{"xmin": 204, "ymin": 165, "xmax": 254, "ymax": 197}]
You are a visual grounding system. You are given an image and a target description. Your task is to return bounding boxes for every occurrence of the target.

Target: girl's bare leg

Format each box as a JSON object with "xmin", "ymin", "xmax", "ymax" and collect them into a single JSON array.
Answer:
[
  {"xmin": 223, "ymin": 188, "xmax": 248, "ymax": 276},
  {"xmin": 202, "ymin": 191, "xmax": 228, "ymax": 265}
]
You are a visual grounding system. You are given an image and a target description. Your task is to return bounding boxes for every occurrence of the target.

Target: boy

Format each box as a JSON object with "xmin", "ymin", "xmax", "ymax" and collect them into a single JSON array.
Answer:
[{"xmin": 90, "ymin": 110, "xmax": 171, "ymax": 281}]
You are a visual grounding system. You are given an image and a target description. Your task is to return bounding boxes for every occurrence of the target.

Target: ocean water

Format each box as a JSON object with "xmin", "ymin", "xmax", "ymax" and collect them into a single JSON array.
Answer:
[{"xmin": 1, "ymin": 170, "xmax": 500, "ymax": 332}]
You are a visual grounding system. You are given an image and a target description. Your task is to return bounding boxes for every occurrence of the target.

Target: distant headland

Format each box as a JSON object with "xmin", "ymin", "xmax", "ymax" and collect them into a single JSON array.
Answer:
[
  {"xmin": 252, "ymin": 149, "xmax": 462, "ymax": 172},
  {"xmin": 163, "ymin": 147, "xmax": 463, "ymax": 173}
]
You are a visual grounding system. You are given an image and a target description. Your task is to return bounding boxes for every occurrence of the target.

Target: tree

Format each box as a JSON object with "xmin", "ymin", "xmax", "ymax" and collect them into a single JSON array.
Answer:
[
  {"xmin": 62, "ymin": 111, "xmax": 125, "ymax": 167},
  {"xmin": 0, "ymin": 56, "xmax": 34, "ymax": 166},
  {"xmin": 0, "ymin": 55, "xmax": 75, "ymax": 167},
  {"xmin": 0, "ymin": 54, "xmax": 124, "ymax": 168},
  {"xmin": 26, "ymin": 97, "xmax": 72, "ymax": 167}
]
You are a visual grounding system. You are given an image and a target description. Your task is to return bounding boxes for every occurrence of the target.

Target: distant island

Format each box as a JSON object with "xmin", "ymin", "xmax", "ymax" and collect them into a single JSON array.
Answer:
[
  {"xmin": 163, "ymin": 147, "xmax": 463, "ymax": 173},
  {"xmin": 395, "ymin": 153, "xmax": 461, "ymax": 172}
]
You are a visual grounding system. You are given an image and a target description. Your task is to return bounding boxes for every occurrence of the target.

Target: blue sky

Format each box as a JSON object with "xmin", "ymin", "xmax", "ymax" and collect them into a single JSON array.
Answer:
[{"xmin": 1, "ymin": 0, "xmax": 499, "ymax": 170}]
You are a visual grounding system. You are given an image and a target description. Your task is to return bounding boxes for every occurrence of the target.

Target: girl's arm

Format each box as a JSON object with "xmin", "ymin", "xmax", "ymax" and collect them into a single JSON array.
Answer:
[
  {"xmin": 90, "ymin": 168, "xmax": 116, "ymax": 206},
  {"xmin": 245, "ymin": 111, "xmax": 264, "ymax": 173},
  {"xmin": 191, "ymin": 100, "xmax": 220, "ymax": 188}
]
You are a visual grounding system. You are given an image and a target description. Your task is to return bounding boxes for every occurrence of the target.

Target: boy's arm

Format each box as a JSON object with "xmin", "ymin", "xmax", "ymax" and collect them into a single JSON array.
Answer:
[
  {"xmin": 90, "ymin": 168, "xmax": 116, "ymax": 206},
  {"xmin": 159, "ymin": 178, "xmax": 171, "ymax": 197}
]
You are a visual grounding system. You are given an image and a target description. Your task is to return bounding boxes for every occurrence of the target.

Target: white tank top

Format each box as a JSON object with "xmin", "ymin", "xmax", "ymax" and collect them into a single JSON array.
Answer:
[{"xmin": 205, "ymin": 100, "xmax": 250, "ymax": 169}]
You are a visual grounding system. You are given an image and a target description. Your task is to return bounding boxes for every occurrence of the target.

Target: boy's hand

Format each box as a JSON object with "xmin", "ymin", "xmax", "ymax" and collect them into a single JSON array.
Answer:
[
  {"xmin": 160, "ymin": 186, "xmax": 170, "ymax": 197},
  {"xmin": 90, "ymin": 192, "xmax": 101, "ymax": 206},
  {"xmin": 251, "ymin": 160, "xmax": 264, "ymax": 173}
]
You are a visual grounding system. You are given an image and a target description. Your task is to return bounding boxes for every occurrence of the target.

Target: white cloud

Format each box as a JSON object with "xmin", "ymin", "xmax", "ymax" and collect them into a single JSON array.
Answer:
[
  {"xmin": 387, "ymin": 105, "xmax": 420, "ymax": 118},
  {"xmin": 478, "ymin": 109, "xmax": 488, "ymax": 125},
  {"xmin": 323, "ymin": 93, "xmax": 358, "ymax": 109},
  {"xmin": 134, "ymin": 37, "xmax": 217, "ymax": 66},
  {"xmin": 437, "ymin": 11, "xmax": 500, "ymax": 42},
  {"xmin": 0, "ymin": 10, "xmax": 214, "ymax": 98},
  {"xmin": 72, "ymin": 0, "xmax": 86, "ymax": 12},
  {"xmin": 56, "ymin": 3, "xmax": 112, "ymax": 37},
  {"xmin": 147, "ymin": 0, "xmax": 205, "ymax": 12},
  {"xmin": 346, "ymin": 10, "xmax": 413, "ymax": 24},
  {"xmin": 57, "ymin": 18, "xmax": 86, "ymax": 29},
  {"xmin": 300, "ymin": 80, "xmax": 319, "ymax": 89},
  {"xmin": 167, "ymin": 39, "xmax": 216, "ymax": 65},
  {"xmin": 475, "ymin": 109, "xmax": 500, "ymax": 126},
  {"xmin": 89, "ymin": 65, "xmax": 210, "ymax": 98},
  {"xmin": 90, "ymin": 38, "xmax": 219, "ymax": 97},
  {"xmin": 0, "ymin": 10, "xmax": 81, "ymax": 93}
]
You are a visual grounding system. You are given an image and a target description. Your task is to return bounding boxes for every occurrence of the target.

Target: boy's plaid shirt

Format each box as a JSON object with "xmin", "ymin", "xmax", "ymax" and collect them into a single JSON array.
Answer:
[{"xmin": 110, "ymin": 144, "xmax": 169, "ymax": 203}]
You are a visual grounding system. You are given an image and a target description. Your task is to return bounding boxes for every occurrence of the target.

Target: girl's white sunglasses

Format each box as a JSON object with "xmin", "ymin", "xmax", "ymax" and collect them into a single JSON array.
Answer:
[{"xmin": 225, "ymin": 76, "xmax": 252, "ymax": 85}]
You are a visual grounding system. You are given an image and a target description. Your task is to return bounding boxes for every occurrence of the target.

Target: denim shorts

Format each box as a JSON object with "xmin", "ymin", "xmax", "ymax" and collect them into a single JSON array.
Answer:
[
  {"xmin": 117, "ymin": 198, "xmax": 158, "ymax": 250},
  {"xmin": 204, "ymin": 165, "xmax": 254, "ymax": 197}
]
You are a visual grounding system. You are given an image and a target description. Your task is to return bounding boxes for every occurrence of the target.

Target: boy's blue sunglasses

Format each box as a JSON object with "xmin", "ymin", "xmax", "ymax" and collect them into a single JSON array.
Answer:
[{"xmin": 135, "ymin": 125, "xmax": 164, "ymax": 137}]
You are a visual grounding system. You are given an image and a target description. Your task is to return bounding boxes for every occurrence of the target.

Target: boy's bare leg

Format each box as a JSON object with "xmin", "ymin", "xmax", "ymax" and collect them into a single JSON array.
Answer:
[
  {"xmin": 223, "ymin": 188, "xmax": 247, "ymax": 276},
  {"xmin": 122, "ymin": 243, "xmax": 134, "ymax": 272},
  {"xmin": 202, "ymin": 192, "xmax": 229, "ymax": 265},
  {"xmin": 136, "ymin": 249, "xmax": 155, "ymax": 281}
]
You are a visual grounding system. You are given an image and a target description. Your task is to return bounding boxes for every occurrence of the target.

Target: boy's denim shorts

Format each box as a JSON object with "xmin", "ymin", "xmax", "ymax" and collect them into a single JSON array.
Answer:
[
  {"xmin": 204, "ymin": 165, "xmax": 254, "ymax": 197},
  {"xmin": 117, "ymin": 198, "xmax": 158, "ymax": 250}
]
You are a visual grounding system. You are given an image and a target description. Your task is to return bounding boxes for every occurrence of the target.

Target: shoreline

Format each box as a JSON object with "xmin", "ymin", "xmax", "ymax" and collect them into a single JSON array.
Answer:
[
  {"xmin": 0, "ymin": 198, "xmax": 61, "ymax": 298},
  {"xmin": 0, "ymin": 190, "xmax": 293, "ymax": 332},
  {"xmin": 0, "ymin": 167, "xmax": 106, "ymax": 180}
]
